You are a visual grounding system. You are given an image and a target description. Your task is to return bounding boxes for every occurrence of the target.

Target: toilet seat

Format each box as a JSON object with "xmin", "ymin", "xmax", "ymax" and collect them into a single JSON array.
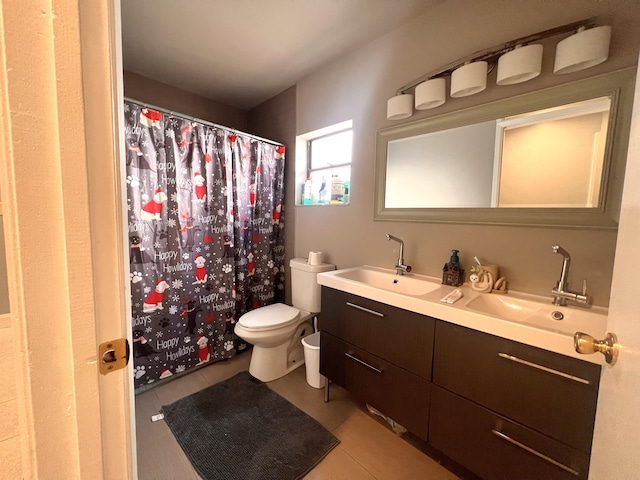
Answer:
[{"xmin": 238, "ymin": 303, "xmax": 300, "ymax": 331}]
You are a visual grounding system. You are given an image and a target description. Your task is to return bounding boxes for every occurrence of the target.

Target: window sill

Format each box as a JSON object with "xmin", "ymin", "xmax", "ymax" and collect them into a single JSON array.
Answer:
[{"xmin": 295, "ymin": 200, "xmax": 350, "ymax": 207}]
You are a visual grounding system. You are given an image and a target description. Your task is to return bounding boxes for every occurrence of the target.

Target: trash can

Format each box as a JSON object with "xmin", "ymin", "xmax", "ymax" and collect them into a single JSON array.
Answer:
[{"xmin": 301, "ymin": 331, "xmax": 325, "ymax": 389}]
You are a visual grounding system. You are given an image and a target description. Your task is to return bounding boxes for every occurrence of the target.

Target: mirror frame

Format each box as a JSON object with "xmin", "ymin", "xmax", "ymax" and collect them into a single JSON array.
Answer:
[{"xmin": 374, "ymin": 68, "xmax": 635, "ymax": 229}]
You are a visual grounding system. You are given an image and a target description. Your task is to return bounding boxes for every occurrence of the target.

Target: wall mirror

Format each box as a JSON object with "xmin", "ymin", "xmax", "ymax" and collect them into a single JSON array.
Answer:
[{"xmin": 374, "ymin": 68, "xmax": 635, "ymax": 228}]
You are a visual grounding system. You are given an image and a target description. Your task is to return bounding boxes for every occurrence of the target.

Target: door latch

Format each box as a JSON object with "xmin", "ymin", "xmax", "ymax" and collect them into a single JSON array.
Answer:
[{"xmin": 99, "ymin": 338, "xmax": 130, "ymax": 375}]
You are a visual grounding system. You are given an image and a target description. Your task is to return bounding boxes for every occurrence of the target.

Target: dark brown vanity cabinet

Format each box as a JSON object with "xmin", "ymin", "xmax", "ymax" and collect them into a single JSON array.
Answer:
[
  {"xmin": 429, "ymin": 385, "xmax": 591, "ymax": 480},
  {"xmin": 318, "ymin": 287, "xmax": 434, "ymax": 440},
  {"xmin": 430, "ymin": 322, "xmax": 601, "ymax": 480},
  {"xmin": 318, "ymin": 287, "xmax": 601, "ymax": 480}
]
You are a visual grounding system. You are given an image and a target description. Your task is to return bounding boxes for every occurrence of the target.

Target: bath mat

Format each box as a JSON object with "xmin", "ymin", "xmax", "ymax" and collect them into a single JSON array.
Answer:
[{"xmin": 161, "ymin": 371, "xmax": 339, "ymax": 480}]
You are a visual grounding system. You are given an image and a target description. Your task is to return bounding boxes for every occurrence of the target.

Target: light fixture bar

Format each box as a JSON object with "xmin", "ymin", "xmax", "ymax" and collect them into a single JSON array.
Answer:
[{"xmin": 396, "ymin": 18, "xmax": 597, "ymax": 95}]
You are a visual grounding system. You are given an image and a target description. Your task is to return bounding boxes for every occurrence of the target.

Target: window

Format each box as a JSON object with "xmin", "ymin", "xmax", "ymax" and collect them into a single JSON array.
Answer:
[{"xmin": 296, "ymin": 121, "xmax": 352, "ymax": 205}]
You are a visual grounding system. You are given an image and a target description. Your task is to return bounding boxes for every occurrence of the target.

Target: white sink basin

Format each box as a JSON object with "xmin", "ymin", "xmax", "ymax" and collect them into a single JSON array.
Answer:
[
  {"xmin": 465, "ymin": 293, "xmax": 607, "ymax": 337},
  {"xmin": 317, "ymin": 265, "xmax": 608, "ymax": 363},
  {"xmin": 331, "ymin": 266, "xmax": 441, "ymax": 296},
  {"xmin": 465, "ymin": 295, "xmax": 544, "ymax": 322}
]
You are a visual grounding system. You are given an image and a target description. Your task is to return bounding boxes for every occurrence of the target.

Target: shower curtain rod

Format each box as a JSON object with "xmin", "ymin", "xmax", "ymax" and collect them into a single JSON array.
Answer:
[{"xmin": 124, "ymin": 97, "xmax": 284, "ymax": 147}]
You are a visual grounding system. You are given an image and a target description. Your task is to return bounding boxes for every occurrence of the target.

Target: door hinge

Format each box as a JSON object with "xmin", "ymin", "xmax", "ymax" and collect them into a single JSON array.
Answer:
[{"xmin": 99, "ymin": 338, "xmax": 130, "ymax": 375}]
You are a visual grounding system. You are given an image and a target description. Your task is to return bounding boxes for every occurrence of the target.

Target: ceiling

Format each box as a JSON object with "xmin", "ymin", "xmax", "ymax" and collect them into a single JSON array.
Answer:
[{"xmin": 121, "ymin": 0, "xmax": 444, "ymax": 110}]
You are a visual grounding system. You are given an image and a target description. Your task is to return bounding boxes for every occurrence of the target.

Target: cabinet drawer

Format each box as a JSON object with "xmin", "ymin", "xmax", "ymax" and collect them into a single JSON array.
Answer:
[
  {"xmin": 429, "ymin": 385, "xmax": 590, "ymax": 480},
  {"xmin": 320, "ymin": 332, "xmax": 431, "ymax": 440},
  {"xmin": 433, "ymin": 321, "xmax": 600, "ymax": 452},
  {"xmin": 320, "ymin": 287, "xmax": 434, "ymax": 378}
]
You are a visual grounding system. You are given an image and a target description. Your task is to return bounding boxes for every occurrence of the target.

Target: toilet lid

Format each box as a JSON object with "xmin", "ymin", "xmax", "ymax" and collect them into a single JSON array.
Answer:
[{"xmin": 238, "ymin": 303, "xmax": 300, "ymax": 331}]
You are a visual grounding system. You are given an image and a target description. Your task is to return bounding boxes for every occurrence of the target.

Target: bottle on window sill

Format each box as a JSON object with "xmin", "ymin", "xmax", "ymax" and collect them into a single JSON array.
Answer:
[
  {"xmin": 331, "ymin": 174, "xmax": 345, "ymax": 203},
  {"xmin": 302, "ymin": 178, "xmax": 312, "ymax": 205},
  {"xmin": 318, "ymin": 177, "xmax": 328, "ymax": 204}
]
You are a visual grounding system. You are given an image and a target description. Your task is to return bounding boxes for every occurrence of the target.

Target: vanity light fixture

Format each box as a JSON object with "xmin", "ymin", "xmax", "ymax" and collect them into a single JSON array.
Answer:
[
  {"xmin": 554, "ymin": 25, "xmax": 611, "ymax": 74},
  {"xmin": 496, "ymin": 44, "xmax": 543, "ymax": 85},
  {"xmin": 415, "ymin": 77, "xmax": 446, "ymax": 110},
  {"xmin": 450, "ymin": 61, "xmax": 488, "ymax": 97},
  {"xmin": 386, "ymin": 93, "xmax": 414, "ymax": 120},
  {"xmin": 386, "ymin": 19, "xmax": 611, "ymax": 121}
]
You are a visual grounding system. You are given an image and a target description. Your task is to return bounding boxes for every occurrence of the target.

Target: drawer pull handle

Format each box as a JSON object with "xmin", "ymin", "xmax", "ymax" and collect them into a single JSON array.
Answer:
[
  {"xmin": 346, "ymin": 302, "xmax": 385, "ymax": 317},
  {"xmin": 345, "ymin": 352, "xmax": 383, "ymax": 374},
  {"xmin": 491, "ymin": 429, "xmax": 580, "ymax": 477},
  {"xmin": 498, "ymin": 352, "xmax": 590, "ymax": 385}
]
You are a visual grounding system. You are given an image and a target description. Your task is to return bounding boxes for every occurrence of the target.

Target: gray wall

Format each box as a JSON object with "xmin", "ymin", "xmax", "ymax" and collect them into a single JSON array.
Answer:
[
  {"xmin": 247, "ymin": 87, "xmax": 297, "ymax": 305},
  {"xmin": 123, "ymin": 71, "xmax": 248, "ymax": 130},
  {"xmin": 293, "ymin": 0, "xmax": 640, "ymax": 306}
]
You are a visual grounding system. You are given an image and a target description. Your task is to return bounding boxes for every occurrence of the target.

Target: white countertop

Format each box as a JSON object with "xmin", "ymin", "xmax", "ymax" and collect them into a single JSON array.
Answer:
[{"xmin": 317, "ymin": 265, "xmax": 608, "ymax": 365}]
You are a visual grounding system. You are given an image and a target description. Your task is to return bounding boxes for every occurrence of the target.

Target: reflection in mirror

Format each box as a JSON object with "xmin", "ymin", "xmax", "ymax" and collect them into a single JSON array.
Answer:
[
  {"xmin": 375, "ymin": 69, "xmax": 635, "ymax": 228},
  {"xmin": 497, "ymin": 97, "xmax": 609, "ymax": 208},
  {"xmin": 386, "ymin": 121, "xmax": 496, "ymax": 208},
  {"xmin": 385, "ymin": 97, "xmax": 610, "ymax": 209}
]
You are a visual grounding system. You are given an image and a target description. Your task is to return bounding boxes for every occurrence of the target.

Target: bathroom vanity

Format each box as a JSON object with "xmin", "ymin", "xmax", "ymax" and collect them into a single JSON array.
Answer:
[
  {"xmin": 317, "ymin": 267, "xmax": 604, "ymax": 480},
  {"xmin": 430, "ymin": 321, "xmax": 598, "ymax": 480},
  {"xmin": 320, "ymin": 288, "xmax": 434, "ymax": 438}
]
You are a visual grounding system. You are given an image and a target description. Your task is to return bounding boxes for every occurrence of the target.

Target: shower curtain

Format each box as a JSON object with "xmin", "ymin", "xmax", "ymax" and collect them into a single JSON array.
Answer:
[{"xmin": 124, "ymin": 101, "xmax": 286, "ymax": 388}]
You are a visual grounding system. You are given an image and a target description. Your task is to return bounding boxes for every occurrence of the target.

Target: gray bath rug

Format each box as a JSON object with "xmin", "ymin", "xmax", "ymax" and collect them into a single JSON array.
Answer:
[{"xmin": 161, "ymin": 371, "xmax": 339, "ymax": 480}]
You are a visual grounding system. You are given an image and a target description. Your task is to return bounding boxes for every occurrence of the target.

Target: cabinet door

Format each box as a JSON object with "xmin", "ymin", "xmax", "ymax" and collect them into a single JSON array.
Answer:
[
  {"xmin": 433, "ymin": 321, "xmax": 600, "ymax": 453},
  {"xmin": 320, "ymin": 287, "xmax": 434, "ymax": 379},
  {"xmin": 320, "ymin": 332, "xmax": 431, "ymax": 440},
  {"xmin": 429, "ymin": 385, "xmax": 590, "ymax": 480}
]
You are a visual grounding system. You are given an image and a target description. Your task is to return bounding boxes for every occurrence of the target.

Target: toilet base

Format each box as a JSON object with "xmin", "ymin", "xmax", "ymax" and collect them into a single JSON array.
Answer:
[{"xmin": 248, "ymin": 321, "xmax": 313, "ymax": 382}]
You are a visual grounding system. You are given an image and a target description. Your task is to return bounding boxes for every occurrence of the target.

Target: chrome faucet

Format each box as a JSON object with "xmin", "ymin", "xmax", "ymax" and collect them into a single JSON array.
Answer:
[
  {"xmin": 386, "ymin": 234, "xmax": 412, "ymax": 275},
  {"xmin": 551, "ymin": 244, "xmax": 590, "ymax": 306}
]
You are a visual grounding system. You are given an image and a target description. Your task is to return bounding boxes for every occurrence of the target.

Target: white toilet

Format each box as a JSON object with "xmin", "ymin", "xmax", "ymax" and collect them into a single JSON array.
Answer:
[{"xmin": 234, "ymin": 258, "xmax": 335, "ymax": 382}]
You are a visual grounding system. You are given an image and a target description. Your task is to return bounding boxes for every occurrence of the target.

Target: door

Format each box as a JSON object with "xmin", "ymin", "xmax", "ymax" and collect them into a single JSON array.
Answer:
[
  {"xmin": 0, "ymin": 0, "xmax": 135, "ymax": 478},
  {"xmin": 87, "ymin": 0, "xmax": 138, "ymax": 477},
  {"xmin": 588, "ymin": 57, "xmax": 640, "ymax": 478}
]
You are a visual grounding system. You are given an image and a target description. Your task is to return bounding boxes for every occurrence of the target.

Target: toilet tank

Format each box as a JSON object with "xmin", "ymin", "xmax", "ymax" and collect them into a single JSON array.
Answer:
[{"xmin": 290, "ymin": 258, "xmax": 335, "ymax": 313}]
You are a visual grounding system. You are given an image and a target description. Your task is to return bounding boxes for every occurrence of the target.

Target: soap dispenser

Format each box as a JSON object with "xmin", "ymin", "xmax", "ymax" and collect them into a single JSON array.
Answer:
[{"xmin": 442, "ymin": 249, "xmax": 465, "ymax": 287}]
